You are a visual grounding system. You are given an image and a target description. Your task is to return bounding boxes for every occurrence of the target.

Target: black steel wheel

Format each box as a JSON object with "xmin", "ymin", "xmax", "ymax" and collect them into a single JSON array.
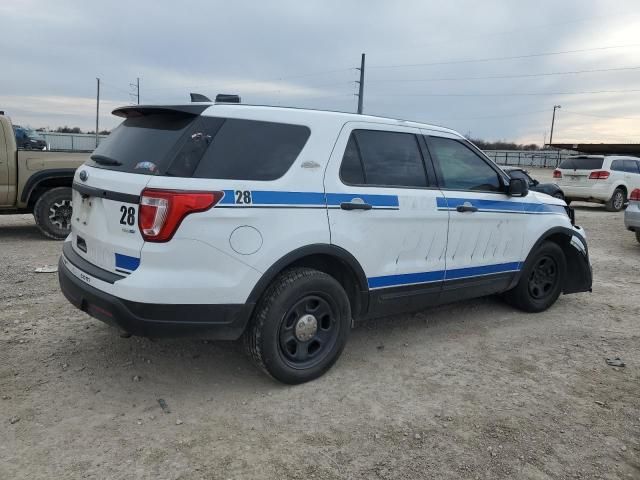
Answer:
[
  {"xmin": 244, "ymin": 268, "xmax": 351, "ymax": 384},
  {"xmin": 527, "ymin": 255, "xmax": 559, "ymax": 300},
  {"xmin": 278, "ymin": 295, "xmax": 340, "ymax": 369},
  {"xmin": 503, "ymin": 241, "xmax": 566, "ymax": 312}
]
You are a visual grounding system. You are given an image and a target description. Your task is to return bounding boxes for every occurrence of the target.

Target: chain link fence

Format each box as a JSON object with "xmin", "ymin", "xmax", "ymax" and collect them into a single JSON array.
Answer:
[
  {"xmin": 484, "ymin": 150, "xmax": 574, "ymax": 169},
  {"xmin": 36, "ymin": 132, "xmax": 109, "ymax": 152}
]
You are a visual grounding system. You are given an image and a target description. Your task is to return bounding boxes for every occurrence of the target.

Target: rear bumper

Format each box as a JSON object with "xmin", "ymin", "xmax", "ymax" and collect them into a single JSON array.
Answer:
[
  {"xmin": 560, "ymin": 183, "xmax": 613, "ymax": 202},
  {"xmin": 58, "ymin": 256, "xmax": 254, "ymax": 339}
]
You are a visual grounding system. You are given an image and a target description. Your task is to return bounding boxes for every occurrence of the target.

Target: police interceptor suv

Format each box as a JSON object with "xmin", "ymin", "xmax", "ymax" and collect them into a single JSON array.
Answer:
[{"xmin": 59, "ymin": 101, "xmax": 592, "ymax": 384}]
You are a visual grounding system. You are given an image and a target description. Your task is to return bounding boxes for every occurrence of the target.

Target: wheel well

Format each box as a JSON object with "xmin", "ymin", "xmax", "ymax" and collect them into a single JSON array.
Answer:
[
  {"xmin": 615, "ymin": 185, "xmax": 627, "ymax": 197},
  {"xmin": 541, "ymin": 232, "xmax": 586, "ymax": 293},
  {"xmin": 27, "ymin": 178, "xmax": 73, "ymax": 208},
  {"xmin": 287, "ymin": 254, "xmax": 364, "ymax": 319}
]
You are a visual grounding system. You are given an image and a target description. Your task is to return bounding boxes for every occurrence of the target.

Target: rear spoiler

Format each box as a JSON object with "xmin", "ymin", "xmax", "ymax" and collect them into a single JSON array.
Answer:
[{"xmin": 111, "ymin": 104, "xmax": 210, "ymax": 118}]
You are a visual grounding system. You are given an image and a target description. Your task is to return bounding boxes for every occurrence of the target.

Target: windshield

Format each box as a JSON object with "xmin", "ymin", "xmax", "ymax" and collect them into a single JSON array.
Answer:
[
  {"xmin": 559, "ymin": 157, "xmax": 604, "ymax": 170},
  {"xmin": 24, "ymin": 129, "xmax": 44, "ymax": 140}
]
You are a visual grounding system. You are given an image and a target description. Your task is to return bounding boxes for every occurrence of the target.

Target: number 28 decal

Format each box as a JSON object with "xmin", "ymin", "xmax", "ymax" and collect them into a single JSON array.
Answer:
[
  {"xmin": 119, "ymin": 205, "xmax": 136, "ymax": 226},
  {"xmin": 235, "ymin": 190, "xmax": 252, "ymax": 204}
]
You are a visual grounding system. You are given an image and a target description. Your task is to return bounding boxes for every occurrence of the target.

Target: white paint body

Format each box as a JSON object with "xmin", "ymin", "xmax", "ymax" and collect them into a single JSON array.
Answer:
[{"xmin": 64, "ymin": 104, "xmax": 586, "ymax": 307}]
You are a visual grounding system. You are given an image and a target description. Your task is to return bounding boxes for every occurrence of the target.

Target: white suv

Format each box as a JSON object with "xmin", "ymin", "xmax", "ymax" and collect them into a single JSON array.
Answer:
[
  {"xmin": 555, "ymin": 155, "xmax": 640, "ymax": 211},
  {"xmin": 58, "ymin": 101, "xmax": 592, "ymax": 383}
]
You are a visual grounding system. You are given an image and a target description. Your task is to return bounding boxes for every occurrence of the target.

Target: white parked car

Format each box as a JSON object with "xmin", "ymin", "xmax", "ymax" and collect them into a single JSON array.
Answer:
[
  {"xmin": 58, "ymin": 100, "xmax": 592, "ymax": 383},
  {"xmin": 624, "ymin": 189, "xmax": 640, "ymax": 243},
  {"xmin": 554, "ymin": 155, "xmax": 640, "ymax": 211}
]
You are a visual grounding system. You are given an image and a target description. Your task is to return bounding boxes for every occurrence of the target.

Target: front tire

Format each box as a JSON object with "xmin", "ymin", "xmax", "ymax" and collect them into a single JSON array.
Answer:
[
  {"xmin": 503, "ymin": 241, "xmax": 566, "ymax": 313},
  {"xmin": 243, "ymin": 268, "xmax": 351, "ymax": 384},
  {"xmin": 33, "ymin": 187, "xmax": 73, "ymax": 240},
  {"xmin": 605, "ymin": 188, "xmax": 626, "ymax": 212}
]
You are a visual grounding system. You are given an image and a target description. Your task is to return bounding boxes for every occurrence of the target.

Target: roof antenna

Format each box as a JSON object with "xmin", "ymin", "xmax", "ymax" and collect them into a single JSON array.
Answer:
[{"xmin": 190, "ymin": 93, "xmax": 212, "ymax": 102}]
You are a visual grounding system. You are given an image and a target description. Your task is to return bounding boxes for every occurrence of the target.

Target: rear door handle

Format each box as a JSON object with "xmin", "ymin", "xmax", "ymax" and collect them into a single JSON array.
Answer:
[
  {"xmin": 340, "ymin": 200, "xmax": 372, "ymax": 211},
  {"xmin": 456, "ymin": 203, "xmax": 478, "ymax": 213}
]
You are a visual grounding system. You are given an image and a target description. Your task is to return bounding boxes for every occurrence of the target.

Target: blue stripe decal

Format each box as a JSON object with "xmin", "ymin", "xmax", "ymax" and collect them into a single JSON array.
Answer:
[
  {"xmin": 368, "ymin": 261, "xmax": 522, "ymax": 289},
  {"xmin": 115, "ymin": 253, "xmax": 140, "ymax": 272},
  {"xmin": 444, "ymin": 261, "xmax": 521, "ymax": 280},
  {"xmin": 437, "ymin": 197, "xmax": 565, "ymax": 215},
  {"xmin": 220, "ymin": 190, "xmax": 399, "ymax": 208}
]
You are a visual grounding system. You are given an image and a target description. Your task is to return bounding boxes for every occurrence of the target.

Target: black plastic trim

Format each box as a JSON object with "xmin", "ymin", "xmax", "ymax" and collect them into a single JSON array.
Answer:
[
  {"xmin": 62, "ymin": 242, "xmax": 124, "ymax": 284},
  {"xmin": 246, "ymin": 244, "xmax": 370, "ymax": 316},
  {"xmin": 21, "ymin": 168, "xmax": 77, "ymax": 203},
  {"xmin": 58, "ymin": 258, "xmax": 253, "ymax": 339},
  {"xmin": 72, "ymin": 182, "xmax": 140, "ymax": 204},
  {"xmin": 112, "ymin": 104, "xmax": 209, "ymax": 118}
]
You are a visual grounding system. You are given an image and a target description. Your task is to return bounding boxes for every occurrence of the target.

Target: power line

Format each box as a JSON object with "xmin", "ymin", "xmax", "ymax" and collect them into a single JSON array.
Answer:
[
  {"xmin": 368, "ymin": 43, "xmax": 640, "ymax": 69},
  {"xmin": 368, "ymin": 65, "xmax": 640, "ymax": 83},
  {"xmin": 562, "ymin": 110, "xmax": 640, "ymax": 121},
  {"xmin": 372, "ymin": 88, "xmax": 640, "ymax": 97}
]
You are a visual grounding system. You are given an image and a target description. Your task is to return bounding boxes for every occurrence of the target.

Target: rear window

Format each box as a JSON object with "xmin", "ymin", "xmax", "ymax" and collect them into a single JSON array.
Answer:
[
  {"xmin": 88, "ymin": 113, "xmax": 310, "ymax": 180},
  {"xmin": 559, "ymin": 157, "xmax": 604, "ymax": 170}
]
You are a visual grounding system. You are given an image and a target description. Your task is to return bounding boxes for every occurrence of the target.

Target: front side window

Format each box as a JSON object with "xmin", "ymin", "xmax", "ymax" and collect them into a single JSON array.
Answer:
[
  {"xmin": 428, "ymin": 136, "xmax": 502, "ymax": 192},
  {"xmin": 339, "ymin": 129, "xmax": 427, "ymax": 187}
]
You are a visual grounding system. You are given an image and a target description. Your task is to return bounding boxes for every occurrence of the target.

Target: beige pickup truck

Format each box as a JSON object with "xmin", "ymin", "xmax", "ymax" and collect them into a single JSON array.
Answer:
[{"xmin": 0, "ymin": 112, "xmax": 88, "ymax": 239}]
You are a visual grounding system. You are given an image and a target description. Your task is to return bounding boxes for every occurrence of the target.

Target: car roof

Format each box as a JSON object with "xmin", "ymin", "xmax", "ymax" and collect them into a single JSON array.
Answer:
[{"xmin": 113, "ymin": 102, "xmax": 464, "ymax": 138}]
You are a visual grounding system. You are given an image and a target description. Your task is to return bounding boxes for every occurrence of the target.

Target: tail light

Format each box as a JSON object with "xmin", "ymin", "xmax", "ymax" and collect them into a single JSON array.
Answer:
[
  {"xmin": 553, "ymin": 169, "xmax": 562, "ymax": 179},
  {"xmin": 589, "ymin": 170, "xmax": 610, "ymax": 180},
  {"xmin": 139, "ymin": 189, "xmax": 224, "ymax": 242},
  {"xmin": 630, "ymin": 189, "xmax": 640, "ymax": 201}
]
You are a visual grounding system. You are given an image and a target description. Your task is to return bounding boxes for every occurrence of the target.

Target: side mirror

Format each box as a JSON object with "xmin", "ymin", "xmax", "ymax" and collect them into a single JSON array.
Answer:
[{"xmin": 508, "ymin": 177, "xmax": 529, "ymax": 197}]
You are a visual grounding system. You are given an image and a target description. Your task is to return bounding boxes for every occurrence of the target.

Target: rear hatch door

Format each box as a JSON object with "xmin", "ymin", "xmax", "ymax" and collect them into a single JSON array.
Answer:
[
  {"xmin": 69, "ymin": 106, "xmax": 208, "ymax": 276},
  {"xmin": 558, "ymin": 157, "xmax": 604, "ymax": 185}
]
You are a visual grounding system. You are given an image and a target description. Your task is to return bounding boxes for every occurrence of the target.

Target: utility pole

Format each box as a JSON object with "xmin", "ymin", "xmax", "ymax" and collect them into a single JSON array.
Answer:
[
  {"xmin": 130, "ymin": 77, "xmax": 140, "ymax": 104},
  {"xmin": 95, "ymin": 77, "xmax": 100, "ymax": 148},
  {"xmin": 356, "ymin": 53, "xmax": 365, "ymax": 114},
  {"xmin": 549, "ymin": 105, "xmax": 561, "ymax": 146}
]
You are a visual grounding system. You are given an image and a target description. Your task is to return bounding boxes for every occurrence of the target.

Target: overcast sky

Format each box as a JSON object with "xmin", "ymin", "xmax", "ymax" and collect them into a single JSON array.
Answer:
[{"xmin": 1, "ymin": 0, "xmax": 639, "ymax": 144}]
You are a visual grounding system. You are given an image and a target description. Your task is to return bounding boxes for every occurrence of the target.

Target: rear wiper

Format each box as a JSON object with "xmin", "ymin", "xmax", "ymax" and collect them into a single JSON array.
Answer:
[{"xmin": 90, "ymin": 154, "xmax": 122, "ymax": 166}]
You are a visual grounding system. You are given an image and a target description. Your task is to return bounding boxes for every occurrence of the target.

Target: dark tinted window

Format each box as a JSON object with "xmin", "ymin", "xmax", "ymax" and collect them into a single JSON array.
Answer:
[
  {"xmin": 429, "ymin": 137, "xmax": 501, "ymax": 192},
  {"xmin": 340, "ymin": 135, "xmax": 365, "ymax": 184},
  {"xmin": 559, "ymin": 157, "xmax": 604, "ymax": 170},
  {"xmin": 340, "ymin": 130, "xmax": 427, "ymax": 187},
  {"xmin": 623, "ymin": 160, "xmax": 640, "ymax": 174},
  {"xmin": 193, "ymin": 119, "xmax": 310, "ymax": 180},
  {"xmin": 610, "ymin": 160, "xmax": 624, "ymax": 172},
  {"xmin": 88, "ymin": 113, "xmax": 198, "ymax": 174}
]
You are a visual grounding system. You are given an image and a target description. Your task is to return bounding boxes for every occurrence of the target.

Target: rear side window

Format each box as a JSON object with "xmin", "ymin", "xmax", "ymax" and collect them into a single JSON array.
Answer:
[
  {"xmin": 89, "ymin": 113, "xmax": 197, "ymax": 174},
  {"xmin": 559, "ymin": 157, "xmax": 604, "ymax": 170},
  {"xmin": 88, "ymin": 114, "xmax": 310, "ymax": 180},
  {"xmin": 192, "ymin": 119, "xmax": 310, "ymax": 180},
  {"xmin": 611, "ymin": 160, "xmax": 624, "ymax": 172},
  {"xmin": 623, "ymin": 159, "xmax": 640, "ymax": 173},
  {"xmin": 339, "ymin": 130, "xmax": 428, "ymax": 187},
  {"xmin": 428, "ymin": 136, "xmax": 501, "ymax": 192}
]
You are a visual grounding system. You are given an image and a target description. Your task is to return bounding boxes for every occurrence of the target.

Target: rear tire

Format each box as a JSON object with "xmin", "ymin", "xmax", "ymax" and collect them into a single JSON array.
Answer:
[
  {"xmin": 503, "ymin": 241, "xmax": 566, "ymax": 313},
  {"xmin": 605, "ymin": 188, "xmax": 626, "ymax": 212},
  {"xmin": 33, "ymin": 187, "xmax": 73, "ymax": 240},
  {"xmin": 243, "ymin": 268, "xmax": 351, "ymax": 384}
]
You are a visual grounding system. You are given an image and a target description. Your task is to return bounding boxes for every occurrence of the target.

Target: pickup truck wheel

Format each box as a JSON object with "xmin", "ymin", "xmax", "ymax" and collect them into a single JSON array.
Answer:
[
  {"xmin": 243, "ymin": 268, "xmax": 351, "ymax": 384},
  {"xmin": 605, "ymin": 188, "xmax": 625, "ymax": 212},
  {"xmin": 503, "ymin": 241, "xmax": 566, "ymax": 313},
  {"xmin": 33, "ymin": 187, "xmax": 73, "ymax": 240}
]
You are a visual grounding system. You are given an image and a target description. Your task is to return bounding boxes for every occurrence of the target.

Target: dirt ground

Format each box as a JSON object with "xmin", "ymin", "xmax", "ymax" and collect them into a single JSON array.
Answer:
[{"xmin": 1, "ymin": 169, "xmax": 639, "ymax": 479}]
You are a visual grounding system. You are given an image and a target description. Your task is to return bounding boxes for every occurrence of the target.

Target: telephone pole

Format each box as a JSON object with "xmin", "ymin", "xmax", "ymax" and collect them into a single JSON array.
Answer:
[
  {"xmin": 549, "ymin": 105, "xmax": 561, "ymax": 146},
  {"xmin": 95, "ymin": 77, "xmax": 100, "ymax": 148},
  {"xmin": 130, "ymin": 77, "xmax": 140, "ymax": 104},
  {"xmin": 356, "ymin": 53, "xmax": 365, "ymax": 114}
]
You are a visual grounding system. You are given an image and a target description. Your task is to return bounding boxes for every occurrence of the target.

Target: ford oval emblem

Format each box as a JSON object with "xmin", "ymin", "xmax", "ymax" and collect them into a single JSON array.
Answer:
[{"xmin": 79, "ymin": 170, "xmax": 88, "ymax": 182}]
